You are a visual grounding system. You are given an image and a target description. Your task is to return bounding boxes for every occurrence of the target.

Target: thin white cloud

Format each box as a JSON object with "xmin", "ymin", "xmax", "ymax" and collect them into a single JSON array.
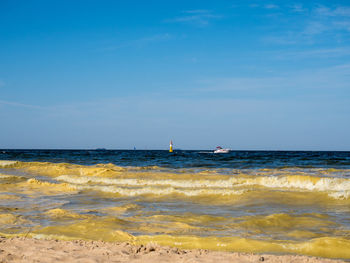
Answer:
[
  {"xmin": 303, "ymin": 21, "xmax": 329, "ymax": 35},
  {"xmin": 136, "ymin": 34, "xmax": 172, "ymax": 44},
  {"xmin": 0, "ymin": 99, "xmax": 45, "ymax": 110},
  {"xmin": 264, "ymin": 4, "xmax": 279, "ymax": 9},
  {"xmin": 249, "ymin": 3, "xmax": 279, "ymax": 10},
  {"xmin": 166, "ymin": 10, "xmax": 222, "ymax": 27},
  {"xmin": 274, "ymin": 47, "xmax": 350, "ymax": 60},
  {"xmin": 263, "ymin": 4, "xmax": 350, "ymax": 44},
  {"xmin": 309, "ymin": 5, "xmax": 350, "ymax": 33},
  {"xmin": 289, "ymin": 4, "xmax": 306, "ymax": 13},
  {"xmin": 101, "ymin": 33, "xmax": 172, "ymax": 51},
  {"xmin": 315, "ymin": 5, "xmax": 350, "ymax": 29},
  {"xmin": 195, "ymin": 63, "xmax": 350, "ymax": 95},
  {"xmin": 315, "ymin": 6, "xmax": 350, "ymax": 17},
  {"xmin": 249, "ymin": 4, "xmax": 259, "ymax": 8},
  {"xmin": 182, "ymin": 10, "xmax": 209, "ymax": 14},
  {"xmin": 333, "ymin": 21, "xmax": 350, "ymax": 31},
  {"xmin": 262, "ymin": 34, "xmax": 300, "ymax": 45}
]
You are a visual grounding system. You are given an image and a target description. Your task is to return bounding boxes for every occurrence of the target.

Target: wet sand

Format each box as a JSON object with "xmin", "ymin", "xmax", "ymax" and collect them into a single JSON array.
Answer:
[{"xmin": 0, "ymin": 237, "xmax": 345, "ymax": 263}]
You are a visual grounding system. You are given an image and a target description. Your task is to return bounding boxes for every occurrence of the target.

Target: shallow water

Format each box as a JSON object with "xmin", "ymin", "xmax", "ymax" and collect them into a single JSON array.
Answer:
[{"xmin": 1, "ymin": 150, "xmax": 350, "ymax": 259}]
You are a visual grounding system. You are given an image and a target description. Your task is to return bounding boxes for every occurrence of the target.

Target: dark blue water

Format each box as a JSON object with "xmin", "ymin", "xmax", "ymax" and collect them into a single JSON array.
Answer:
[{"xmin": 1, "ymin": 149, "xmax": 350, "ymax": 169}]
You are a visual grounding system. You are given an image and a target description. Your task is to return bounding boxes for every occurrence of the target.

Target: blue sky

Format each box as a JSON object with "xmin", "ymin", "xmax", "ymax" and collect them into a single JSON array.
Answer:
[{"xmin": 0, "ymin": 0, "xmax": 350, "ymax": 150}]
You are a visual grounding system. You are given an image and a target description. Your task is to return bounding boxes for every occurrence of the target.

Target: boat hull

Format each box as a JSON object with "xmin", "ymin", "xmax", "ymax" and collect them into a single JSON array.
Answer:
[{"xmin": 214, "ymin": 149, "xmax": 230, "ymax": 153}]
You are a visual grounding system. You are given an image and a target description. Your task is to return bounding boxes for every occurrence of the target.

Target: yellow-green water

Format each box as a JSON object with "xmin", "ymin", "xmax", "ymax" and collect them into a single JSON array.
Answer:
[{"xmin": 1, "ymin": 158, "xmax": 350, "ymax": 259}]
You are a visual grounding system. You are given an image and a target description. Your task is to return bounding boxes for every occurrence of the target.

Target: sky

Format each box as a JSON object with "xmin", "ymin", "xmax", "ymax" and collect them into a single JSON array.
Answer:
[{"xmin": 0, "ymin": 0, "xmax": 350, "ymax": 150}]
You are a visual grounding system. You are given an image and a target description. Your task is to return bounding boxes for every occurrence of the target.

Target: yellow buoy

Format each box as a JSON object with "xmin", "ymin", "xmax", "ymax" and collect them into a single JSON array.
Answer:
[{"xmin": 169, "ymin": 140, "xmax": 173, "ymax": 153}]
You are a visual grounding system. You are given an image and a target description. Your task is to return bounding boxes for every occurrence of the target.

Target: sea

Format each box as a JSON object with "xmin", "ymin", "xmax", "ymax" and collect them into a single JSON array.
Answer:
[{"xmin": 1, "ymin": 149, "xmax": 350, "ymax": 259}]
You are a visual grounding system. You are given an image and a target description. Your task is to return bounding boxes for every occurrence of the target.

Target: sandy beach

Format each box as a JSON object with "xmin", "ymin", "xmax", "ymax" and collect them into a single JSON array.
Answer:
[{"xmin": 0, "ymin": 237, "xmax": 345, "ymax": 263}]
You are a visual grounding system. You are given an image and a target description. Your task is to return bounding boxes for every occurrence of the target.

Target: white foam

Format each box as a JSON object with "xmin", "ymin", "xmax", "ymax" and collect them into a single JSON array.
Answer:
[
  {"xmin": 328, "ymin": 191, "xmax": 350, "ymax": 200},
  {"xmin": 75, "ymin": 184, "xmax": 246, "ymax": 197},
  {"xmin": 56, "ymin": 175, "xmax": 240, "ymax": 189},
  {"xmin": 55, "ymin": 174, "xmax": 350, "ymax": 200},
  {"xmin": 0, "ymin": 173, "xmax": 21, "ymax": 179},
  {"xmin": 56, "ymin": 174, "xmax": 350, "ymax": 191},
  {"xmin": 0, "ymin": 160, "xmax": 18, "ymax": 167},
  {"xmin": 0, "ymin": 174, "xmax": 13, "ymax": 179},
  {"xmin": 254, "ymin": 176, "xmax": 350, "ymax": 192}
]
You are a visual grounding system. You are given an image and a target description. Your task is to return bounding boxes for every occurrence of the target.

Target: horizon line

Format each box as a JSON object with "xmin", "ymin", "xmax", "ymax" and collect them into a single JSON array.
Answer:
[{"xmin": 1, "ymin": 148, "xmax": 349, "ymax": 152}]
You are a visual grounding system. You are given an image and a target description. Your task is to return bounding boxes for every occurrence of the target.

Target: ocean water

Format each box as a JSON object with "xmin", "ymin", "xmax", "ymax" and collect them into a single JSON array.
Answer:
[{"xmin": 1, "ymin": 150, "xmax": 350, "ymax": 259}]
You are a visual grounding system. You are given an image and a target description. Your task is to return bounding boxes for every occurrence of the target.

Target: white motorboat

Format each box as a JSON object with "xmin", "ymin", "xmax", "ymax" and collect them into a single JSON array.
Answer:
[{"xmin": 214, "ymin": 146, "xmax": 230, "ymax": 153}]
